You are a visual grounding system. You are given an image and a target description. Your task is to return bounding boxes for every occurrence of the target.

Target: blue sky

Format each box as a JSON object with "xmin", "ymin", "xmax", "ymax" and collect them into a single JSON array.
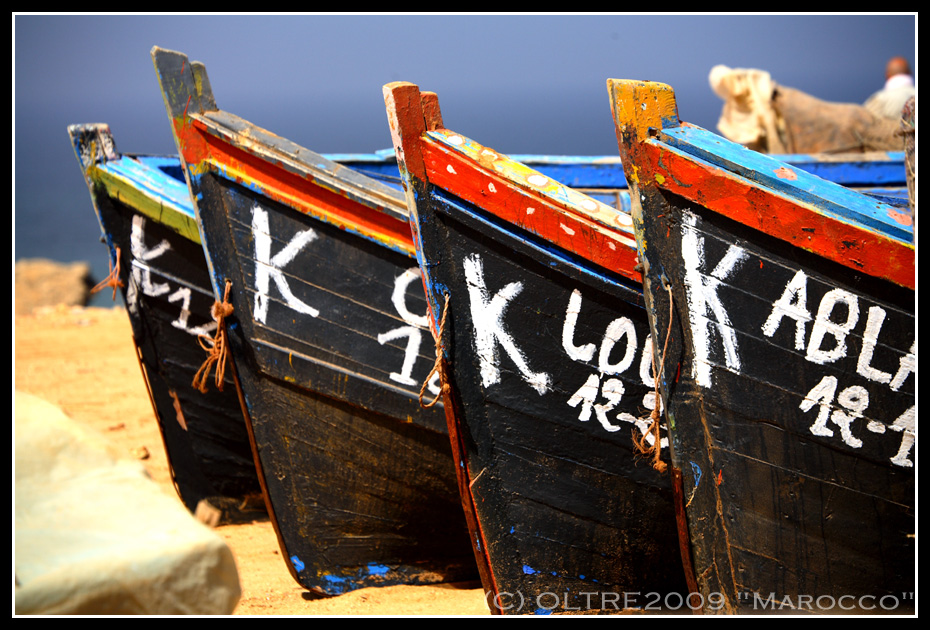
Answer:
[{"xmin": 13, "ymin": 14, "xmax": 916, "ymax": 273}]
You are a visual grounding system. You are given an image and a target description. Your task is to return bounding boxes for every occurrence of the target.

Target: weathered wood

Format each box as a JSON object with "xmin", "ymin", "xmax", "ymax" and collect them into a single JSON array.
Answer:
[
  {"xmin": 610, "ymin": 79, "xmax": 915, "ymax": 614},
  {"xmin": 153, "ymin": 47, "xmax": 478, "ymax": 595},
  {"xmin": 68, "ymin": 123, "xmax": 263, "ymax": 523},
  {"xmin": 385, "ymin": 81, "xmax": 690, "ymax": 615}
]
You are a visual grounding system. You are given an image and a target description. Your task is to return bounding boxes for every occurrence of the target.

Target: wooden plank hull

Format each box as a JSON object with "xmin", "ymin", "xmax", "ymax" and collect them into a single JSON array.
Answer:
[
  {"xmin": 610, "ymin": 80, "xmax": 915, "ymax": 614},
  {"xmin": 407, "ymin": 185, "xmax": 689, "ymax": 614},
  {"xmin": 152, "ymin": 48, "xmax": 476, "ymax": 594},
  {"xmin": 68, "ymin": 124, "xmax": 263, "ymax": 521},
  {"xmin": 384, "ymin": 83, "xmax": 689, "ymax": 614}
]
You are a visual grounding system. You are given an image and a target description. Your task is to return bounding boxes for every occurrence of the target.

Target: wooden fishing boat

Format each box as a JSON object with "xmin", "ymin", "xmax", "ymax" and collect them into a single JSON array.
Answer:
[
  {"xmin": 68, "ymin": 123, "xmax": 264, "ymax": 524},
  {"xmin": 151, "ymin": 47, "xmax": 481, "ymax": 595},
  {"xmin": 384, "ymin": 81, "xmax": 691, "ymax": 615},
  {"xmin": 609, "ymin": 79, "xmax": 914, "ymax": 614}
]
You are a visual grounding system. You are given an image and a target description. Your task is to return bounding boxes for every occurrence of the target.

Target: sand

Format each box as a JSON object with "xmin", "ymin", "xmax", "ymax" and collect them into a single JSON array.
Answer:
[{"xmin": 14, "ymin": 305, "xmax": 490, "ymax": 616}]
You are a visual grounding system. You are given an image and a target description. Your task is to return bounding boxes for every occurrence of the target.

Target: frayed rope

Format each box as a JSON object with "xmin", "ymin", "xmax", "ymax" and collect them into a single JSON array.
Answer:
[
  {"xmin": 192, "ymin": 279, "xmax": 234, "ymax": 393},
  {"xmin": 90, "ymin": 247, "xmax": 125, "ymax": 301}
]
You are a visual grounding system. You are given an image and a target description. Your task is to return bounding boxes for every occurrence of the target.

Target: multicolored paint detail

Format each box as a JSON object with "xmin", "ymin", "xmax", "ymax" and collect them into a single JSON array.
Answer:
[
  {"xmin": 663, "ymin": 124, "xmax": 913, "ymax": 244},
  {"xmin": 317, "ymin": 563, "xmax": 435, "ymax": 595},
  {"xmin": 649, "ymin": 143, "xmax": 915, "ymax": 282},
  {"xmin": 766, "ymin": 150, "xmax": 906, "ymax": 187},
  {"xmin": 329, "ymin": 148, "xmax": 908, "ymax": 193},
  {"xmin": 427, "ymin": 129, "xmax": 633, "ymax": 236},
  {"xmin": 152, "ymin": 51, "xmax": 413, "ymax": 258},
  {"xmin": 888, "ymin": 208, "xmax": 913, "ymax": 227},
  {"xmin": 178, "ymin": 119, "xmax": 416, "ymax": 258},
  {"xmin": 430, "ymin": 130, "xmax": 636, "ymax": 238},
  {"xmin": 420, "ymin": 134, "xmax": 641, "ymax": 284},
  {"xmin": 608, "ymin": 80, "xmax": 914, "ymax": 290},
  {"xmin": 88, "ymin": 152, "xmax": 200, "ymax": 244}
]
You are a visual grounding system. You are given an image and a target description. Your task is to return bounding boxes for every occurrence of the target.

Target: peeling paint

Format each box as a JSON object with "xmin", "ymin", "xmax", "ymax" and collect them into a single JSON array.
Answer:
[
  {"xmin": 690, "ymin": 461, "xmax": 702, "ymax": 489},
  {"xmin": 888, "ymin": 208, "xmax": 913, "ymax": 226},
  {"xmin": 773, "ymin": 166, "xmax": 798, "ymax": 180}
]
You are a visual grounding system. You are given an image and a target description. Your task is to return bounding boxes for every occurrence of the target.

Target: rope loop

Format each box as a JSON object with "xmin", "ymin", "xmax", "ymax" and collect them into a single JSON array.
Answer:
[
  {"xmin": 192, "ymin": 280, "xmax": 234, "ymax": 393},
  {"xmin": 91, "ymin": 247, "xmax": 125, "ymax": 301},
  {"xmin": 419, "ymin": 293, "xmax": 451, "ymax": 409},
  {"xmin": 633, "ymin": 280, "xmax": 674, "ymax": 473}
]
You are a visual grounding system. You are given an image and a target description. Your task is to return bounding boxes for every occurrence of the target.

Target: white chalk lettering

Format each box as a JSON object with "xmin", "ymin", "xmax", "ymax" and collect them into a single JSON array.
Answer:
[
  {"xmin": 800, "ymin": 375, "xmax": 869, "ymax": 448},
  {"xmin": 856, "ymin": 306, "xmax": 894, "ymax": 383},
  {"xmin": 167, "ymin": 286, "xmax": 216, "ymax": 337},
  {"xmin": 801, "ymin": 375, "xmax": 839, "ymax": 438},
  {"xmin": 392, "ymin": 267, "xmax": 429, "ymax": 328},
  {"xmin": 562, "ymin": 289, "xmax": 596, "ymax": 362},
  {"xmin": 595, "ymin": 378, "xmax": 625, "ymax": 432},
  {"xmin": 805, "ymin": 289, "xmax": 859, "ymax": 365},
  {"xmin": 463, "ymin": 253, "xmax": 550, "ymax": 394},
  {"xmin": 889, "ymin": 405, "xmax": 915, "ymax": 467},
  {"xmin": 378, "ymin": 267, "xmax": 437, "ymax": 392},
  {"xmin": 639, "ymin": 335, "xmax": 656, "ymax": 388},
  {"xmin": 377, "ymin": 326, "xmax": 422, "ymax": 386},
  {"xmin": 889, "ymin": 342, "xmax": 915, "ymax": 392},
  {"xmin": 801, "ymin": 371, "xmax": 913, "ymax": 464},
  {"xmin": 830, "ymin": 385, "xmax": 868, "ymax": 448},
  {"xmin": 130, "ymin": 214, "xmax": 171, "ymax": 298},
  {"xmin": 566, "ymin": 373, "xmax": 623, "ymax": 432},
  {"xmin": 681, "ymin": 211, "xmax": 748, "ymax": 388},
  {"xmin": 252, "ymin": 205, "xmax": 319, "ymax": 324},
  {"xmin": 562, "ymin": 291, "xmax": 639, "ymax": 378},
  {"xmin": 567, "ymin": 373, "xmax": 599, "ymax": 422},
  {"xmin": 761, "ymin": 269, "xmax": 811, "ymax": 350},
  {"xmin": 599, "ymin": 317, "xmax": 637, "ymax": 376}
]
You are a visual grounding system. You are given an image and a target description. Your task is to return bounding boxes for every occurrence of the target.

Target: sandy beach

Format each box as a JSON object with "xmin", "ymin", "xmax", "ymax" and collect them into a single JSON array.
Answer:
[{"xmin": 14, "ymin": 305, "xmax": 489, "ymax": 616}]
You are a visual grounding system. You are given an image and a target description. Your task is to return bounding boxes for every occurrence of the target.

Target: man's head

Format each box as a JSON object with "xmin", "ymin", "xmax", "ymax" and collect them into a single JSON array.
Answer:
[{"xmin": 886, "ymin": 57, "xmax": 912, "ymax": 79}]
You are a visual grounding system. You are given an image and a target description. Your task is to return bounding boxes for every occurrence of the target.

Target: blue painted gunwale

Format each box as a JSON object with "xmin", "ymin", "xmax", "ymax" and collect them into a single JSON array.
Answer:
[
  {"xmin": 661, "ymin": 124, "xmax": 914, "ymax": 244},
  {"xmin": 334, "ymin": 147, "xmax": 908, "ymax": 189}
]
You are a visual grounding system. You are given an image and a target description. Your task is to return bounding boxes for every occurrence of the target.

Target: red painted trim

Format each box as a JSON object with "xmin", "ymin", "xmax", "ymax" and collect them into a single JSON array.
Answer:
[
  {"xmin": 172, "ymin": 117, "xmax": 416, "ymax": 257},
  {"xmin": 420, "ymin": 139, "xmax": 642, "ymax": 284},
  {"xmin": 439, "ymin": 385, "xmax": 501, "ymax": 613},
  {"xmin": 643, "ymin": 142, "xmax": 915, "ymax": 290}
]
